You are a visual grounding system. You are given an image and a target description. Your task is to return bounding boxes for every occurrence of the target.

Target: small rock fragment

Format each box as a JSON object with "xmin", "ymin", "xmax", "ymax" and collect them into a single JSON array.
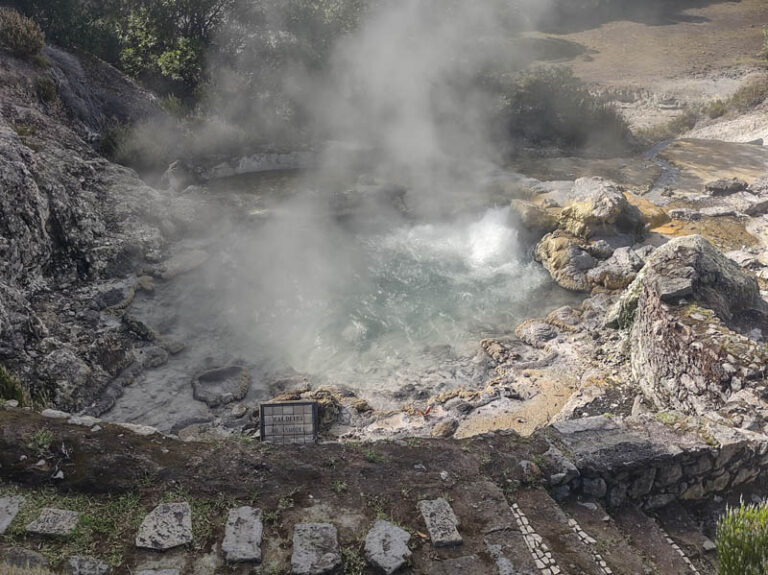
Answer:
[
  {"xmin": 222, "ymin": 506, "xmax": 263, "ymax": 563},
  {"xmin": 291, "ymin": 523, "xmax": 342, "ymax": 575},
  {"xmin": 27, "ymin": 508, "xmax": 80, "ymax": 537}
]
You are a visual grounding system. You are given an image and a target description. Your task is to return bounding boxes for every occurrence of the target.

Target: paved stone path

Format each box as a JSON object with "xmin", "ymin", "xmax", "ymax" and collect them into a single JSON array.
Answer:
[
  {"xmin": 0, "ymin": 490, "xmax": 716, "ymax": 574},
  {"xmin": 511, "ymin": 503, "xmax": 561, "ymax": 575},
  {"xmin": 136, "ymin": 503, "xmax": 193, "ymax": 550},
  {"xmin": 27, "ymin": 507, "xmax": 81, "ymax": 537}
]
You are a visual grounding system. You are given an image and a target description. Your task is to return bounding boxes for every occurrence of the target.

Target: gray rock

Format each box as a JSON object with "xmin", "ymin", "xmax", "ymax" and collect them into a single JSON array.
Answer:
[
  {"xmin": 137, "ymin": 571, "xmax": 180, "ymax": 575},
  {"xmin": 66, "ymin": 555, "xmax": 112, "ymax": 575},
  {"xmin": 136, "ymin": 503, "xmax": 193, "ymax": 550},
  {"xmin": 364, "ymin": 520, "xmax": 411, "ymax": 575},
  {"xmin": 193, "ymin": 365, "xmax": 250, "ymax": 408},
  {"xmin": 656, "ymin": 275, "xmax": 694, "ymax": 302},
  {"xmin": 417, "ymin": 498, "xmax": 462, "ymax": 547},
  {"xmin": 705, "ymin": 178, "xmax": 748, "ymax": 196},
  {"xmin": 0, "ymin": 495, "xmax": 25, "ymax": 535},
  {"xmin": 582, "ymin": 477, "xmax": 607, "ymax": 498},
  {"xmin": 668, "ymin": 208, "xmax": 701, "ymax": 221},
  {"xmin": 222, "ymin": 506, "xmax": 263, "ymax": 563},
  {"xmin": 291, "ymin": 523, "xmax": 342, "ymax": 575},
  {"xmin": 2, "ymin": 547, "xmax": 49, "ymax": 569},
  {"xmin": 27, "ymin": 507, "xmax": 80, "ymax": 537}
]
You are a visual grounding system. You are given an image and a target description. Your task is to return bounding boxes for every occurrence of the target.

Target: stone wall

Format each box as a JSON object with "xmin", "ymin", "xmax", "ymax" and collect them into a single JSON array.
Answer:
[{"xmin": 545, "ymin": 415, "xmax": 768, "ymax": 509}]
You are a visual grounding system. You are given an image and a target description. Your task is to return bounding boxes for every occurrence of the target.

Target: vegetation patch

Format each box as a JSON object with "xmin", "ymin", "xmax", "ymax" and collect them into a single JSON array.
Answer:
[
  {"xmin": 717, "ymin": 500, "xmax": 768, "ymax": 575},
  {"xmin": 0, "ymin": 7, "xmax": 44, "ymax": 58}
]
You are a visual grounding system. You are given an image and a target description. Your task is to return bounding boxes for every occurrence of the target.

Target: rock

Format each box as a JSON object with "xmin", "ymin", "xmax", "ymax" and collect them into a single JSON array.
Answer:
[
  {"xmin": 557, "ymin": 178, "xmax": 644, "ymax": 240},
  {"xmin": 626, "ymin": 235, "xmax": 768, "ymax": 416},
  {"xmin": 137, "ymin": 570, "xmax": 180, "ymax": 575},
  {"xmin": 668, "ymin": 208, "xmax": 701, "ymax": 221},
  {"xmin": 510, "ymin": 200, "xmax": 558, "ymax": 233},
  {"xmin": 117, "ymin": 423, "xmax": 158, "ymax": 436},
  {"xmin": 364, "ymin": 520, "xmax": 411, "ymax": 575},
  {"xmin": 582, "ymin": 477, "xmax": 607, "ymax": 498},
  {"xmin": 515, "ymin": 320, "xmax": 557, "ymax": 348},
  {"xmin": 65, "ymin": 555, "xmax": 112, "ymax": 575},
  {"xmin": 417, "ymin": 498, "xmax": 462, "ymax": 547},
  {"xmin": 27, "ymin": 508, "xmax": 81, "ymax": 537},
  {"xmin": 0, "ymin": 496, "xmax": 25, "ymax": 535},
  {"xmin": 291, "ymin": 523, "xmax": 342, "ymax": 575},
  {"xmin": 705, "ymin": 178, "xmax": 748, "ymax": 196},
  {"xmin": 1, "ymin": 547, "xmax": 49, "ymax": 569},
  {"xmin": 136, "ymin": 503, "xmax": 193, "ymax": 550},
  {"xmin": 222, "ymin": 506, "xmax": 263, "ymax": 563},
  {"xmin": 41, "ymin": 408, "xmax": 70, "ymax": 419},
  {"xmin": 700, "ymin": 206, "xmax": 736, "ymax": 218},
  {"xmin": 159, "ymin": 249, "xmax": 209, "ymax": 281},
  {"xmin": 193, "ymin": 365, "xmax": 250, "ymax": 408},
  {"xmin": 431, "ymin": 419, "xmax": 458, "ymax": 438},
  {"xmin": 586, "ymin": 246, "xmax": 645, "ymax": 290}
]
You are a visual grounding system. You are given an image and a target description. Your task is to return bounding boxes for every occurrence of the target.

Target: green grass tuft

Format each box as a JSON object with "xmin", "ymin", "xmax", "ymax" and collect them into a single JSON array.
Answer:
[{"xmin": 717, "ymin": 500, "xmax": 768, "ymax": 575}]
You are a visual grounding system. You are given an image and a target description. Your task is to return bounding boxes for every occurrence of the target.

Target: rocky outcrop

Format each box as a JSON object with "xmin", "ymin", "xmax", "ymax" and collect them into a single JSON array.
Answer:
[
  {"xmin": 534, "ymin": 178, "xmax": 647, "ymax": 292},
  {"xmin": 616, "ymin": 235, "xmax": 768, "ymax": 428},
  {"xmin": 0, "ymin": 48, "xmax": 180, "ymax": 408}
]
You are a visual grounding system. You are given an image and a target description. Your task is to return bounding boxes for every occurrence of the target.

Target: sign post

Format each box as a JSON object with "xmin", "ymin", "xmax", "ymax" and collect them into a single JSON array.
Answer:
[{"xmin": 260, "ymin": 402, "xmax": 318, "ymax": 444}]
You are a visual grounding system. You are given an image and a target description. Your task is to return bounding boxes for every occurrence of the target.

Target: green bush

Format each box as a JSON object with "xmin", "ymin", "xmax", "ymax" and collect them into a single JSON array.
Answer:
[
  {"xmin": 35, "ymin": 76, "xmax": 57, "ymax": 102},
  {"xmin": 498, "ymin": 66, "xmax": 631, "ymax": 153},
  {"xmin": 0, "ymin": 365, "xmax": 27, "ymax": 405},
  {"xmin": 717, "ymin": 500, "xmax": 768, "ymax": 575},
  {"xmin": 0, "ymin": 7, "xmax": 44, "ymax": 57}
]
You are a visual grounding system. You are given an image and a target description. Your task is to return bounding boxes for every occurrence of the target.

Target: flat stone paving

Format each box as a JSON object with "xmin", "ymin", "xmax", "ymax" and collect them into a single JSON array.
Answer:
[
  {"xmin": 135, "ymin": 503, "xmax": 193, "ymax": 550},
  {"xmin": 26, "ymin": 507, "xmax": 81, "ymax": 537},
  {"xmin": 364, "ymin": 519, "xmax": 411, "ymax": 575},
  {"xmin": 221, "ymin": 506, "xmax": 263, "ymax": 563},
  {"xmin": 0, "ymin": 496, "xmax": 24, "ymax": 535},
  {"xmin": 66, "ymin": 555, "xmax": 112, "ymax": 575},
  {"xmin": 417, "ymin": 498, "xmax": 463, "ymax": 547},
  {"xmin": 291, "ymin": 522, "xmax": 342, "ymax": 575}
]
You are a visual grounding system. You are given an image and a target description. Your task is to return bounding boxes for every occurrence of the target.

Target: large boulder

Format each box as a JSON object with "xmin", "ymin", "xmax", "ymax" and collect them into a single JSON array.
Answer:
[
  {"xmin": 534, "ymin": 178, "xmax": 647, "ymax": 293},
  {"xmin": 618, "ymin": 235, "xmax": 768, "ymax": 424}
]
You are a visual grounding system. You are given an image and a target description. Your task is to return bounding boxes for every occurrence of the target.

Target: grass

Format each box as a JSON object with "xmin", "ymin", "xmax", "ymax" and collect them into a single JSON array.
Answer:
[
  {"xmin": 331, "ymin": 480, "xmax": 348, "ymax": 494},
  {"xmin": 363, "ymin": 449, "xmax": 384, "ymax": 464},
  {"xmin": 717, "ymin": 500, "xmax": 768, "ymax": 575},
  {"xmin": 2, "ymin": 568, "xmax": 54, "ymax": 575},
  {"xmin": 0, "ymin": 365, "xmax": 29, "ymax": 405},
  {"xmin": 27, "ymin": 428, "xmax": 53, "ymax": 456},
  {"xmin": 1, "ymin": 485, "xmax": 144, "ymax": 567},
  {"xmin": 341, "ymin": 544, "xmax": 366, "ymax": 575}
]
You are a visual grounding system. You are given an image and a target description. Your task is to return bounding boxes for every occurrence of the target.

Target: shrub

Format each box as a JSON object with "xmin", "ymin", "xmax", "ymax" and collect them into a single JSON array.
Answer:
[
  {"xmin": 717, "ymin": 500, "xmax": 768, "ymax": 575},
  {"xmin": 35, "ymin": 76, "xmax": 57, "ymax": 102},
  {"xmin": 0, "ymin": 365, "xmax": 28, "ymax": 405},
  {"xmin": 728, "ymin": 78, "xmax": 768, "ymax": 112},
  {"xmin": 0, "ymin": 7, "xmax": 44, "ymax": 57},
  {"xmin": 498, "ymin": 66, "xmax": 631, "ymax": 153}
]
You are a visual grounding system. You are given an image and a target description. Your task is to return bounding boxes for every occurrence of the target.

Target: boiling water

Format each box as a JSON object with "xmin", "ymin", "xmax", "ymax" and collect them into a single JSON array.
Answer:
[{"xmin": 106, "ymin": 177, "xmax": 579, "ymax": 429}]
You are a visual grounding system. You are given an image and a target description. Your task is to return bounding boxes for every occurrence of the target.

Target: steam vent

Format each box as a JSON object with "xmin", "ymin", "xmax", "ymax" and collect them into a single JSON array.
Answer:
[{"xmin": 2, "ymin": 0, "xmax": 768, "ymax": 573}]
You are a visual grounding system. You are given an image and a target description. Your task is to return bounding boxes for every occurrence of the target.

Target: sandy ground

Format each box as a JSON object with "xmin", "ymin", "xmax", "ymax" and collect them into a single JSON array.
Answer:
[{"xmin": 530, "ymin": 0, "xmax": 768, "ymax": 132}]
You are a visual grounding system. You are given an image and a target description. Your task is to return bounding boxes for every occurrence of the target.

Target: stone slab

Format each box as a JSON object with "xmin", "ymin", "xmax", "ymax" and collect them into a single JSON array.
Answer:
[
  {"xmin": 417, "ymin": 498, "xmax": 462, "ymax": 547},
  {"xmin": 1, "ymin": 547, "xmax": 49, "ymax": 569},
  {"xmin": 136, "ymin": 503, "xmax": 193, "ymax": 550},
  {"xmin": 291, "ymin": 522, "xmax": 342, "ymax": 575},
  {"xmin": 27, "ymin": 507, "xmax": 81, "ymax": 537},
  {"xmin": 66, "ymin": 555, "xmax": 112, "ymax": 575},
  {"xmin": 0, "ymin": 495, "xmax": 25, "ymax": 535},
  {"xmin": 364, "ymin": 520, "xmax": 411, "ymax": 575},
  {"xmin": 222, "ymin": 506, "xmax": 263, "ymax": 563}
]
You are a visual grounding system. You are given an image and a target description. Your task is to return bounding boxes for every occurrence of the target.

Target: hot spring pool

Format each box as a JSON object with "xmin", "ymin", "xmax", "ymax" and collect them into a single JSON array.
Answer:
[{"xmin": 105, "ymin": 173, "xmax": 580, "ymax": 430}]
